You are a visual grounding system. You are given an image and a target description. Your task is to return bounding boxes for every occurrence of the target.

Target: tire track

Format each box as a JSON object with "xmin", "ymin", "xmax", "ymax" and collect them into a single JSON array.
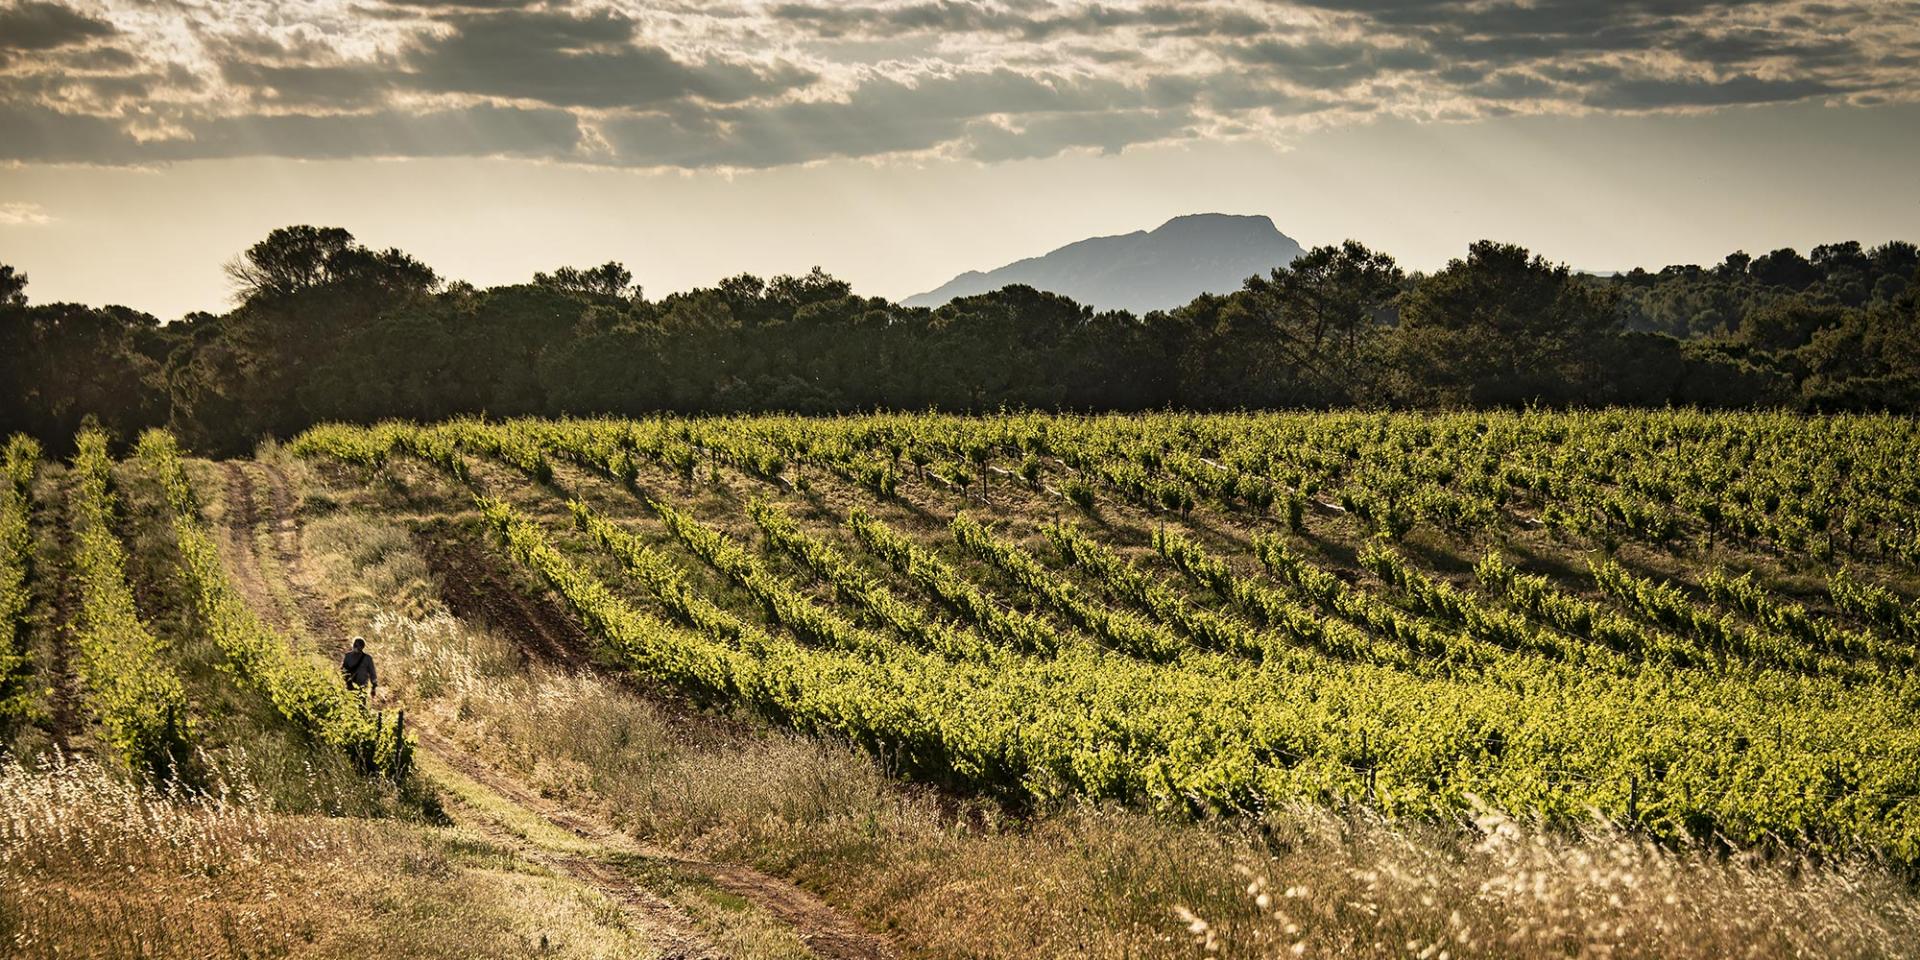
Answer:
[
  {"xmin": 416, "ymin": 729, "xmax": 895, "ymax": 960},
  {"xmin": 218, "ymin": 462, "xmax": 294, "ymax": 635},
  {"xmin": 416, "ymin": 729, "xmax": 721, "ymax": 960},
  {"xmin": 42, "ymin": 472, "xmax": 84, "ymax": 750},
  {"xmin": 263, "ymin": 461, "xmax": 897, "ymax": 960},
  {"xmin": 220, "ymin": 461, "xmax": 726, "ymax": 958},
  {"xmin": 257, "ymin": 463, "xmax": 351, "ymax": 653}
]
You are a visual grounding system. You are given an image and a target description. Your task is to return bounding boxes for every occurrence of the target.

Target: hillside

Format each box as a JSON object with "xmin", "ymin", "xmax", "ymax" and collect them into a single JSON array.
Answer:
[
  {"xmin": 904, "ymin": 213, "xmax": 1307, "ymax": 312},
  {"xmin": 9, "ymin": 413, "xmax": 1920, "ymax": 957}
]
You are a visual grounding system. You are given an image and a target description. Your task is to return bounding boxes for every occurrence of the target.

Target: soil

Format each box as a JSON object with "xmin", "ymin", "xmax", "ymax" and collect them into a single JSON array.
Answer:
[
  {"xmin": 412, "ymin": 529, "xmax": 592, "ymax": 671},
  {"xmin": 219, "ymin": 462, "xmax": 294, "ymax": 635},
  {"xmin": 39, "ymin": 473, "xmax": 84, "ymax": 750}
]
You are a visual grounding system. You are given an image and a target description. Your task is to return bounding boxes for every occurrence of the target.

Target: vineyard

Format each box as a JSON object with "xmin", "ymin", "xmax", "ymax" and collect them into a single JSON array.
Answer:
[{"xmin": 280, "ymin": 410, "xmax": 1920, "ymax": 862}]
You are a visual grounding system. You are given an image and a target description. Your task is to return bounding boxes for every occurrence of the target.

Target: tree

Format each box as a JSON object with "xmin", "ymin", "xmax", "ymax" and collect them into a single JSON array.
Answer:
[
  {"xmin": 1748, "ymin": 247, "xmax": 1820, "ymax": 290},
  {"xmin": 533, "ymin": 262, "xmax": 638, "ymax": 301},
  {"xmin": 924, "ymin": 285, "xmax": 1088, "ymax": 408},
  {"xmin": 1389, "ymin": 241, "xmax": 1621, "ymax": 406},
  {"xmin": 1795, "ymin": 292, "xmax": 1920, "ymax": 410},
  {"xmin": 1870, "ymin": 242, "xmax": 1918, "ymax": 282},
  {"xmin": 768, "ymin": 267, "xmax": 853, "ymax": 311},
  {"xmin": 224, "ymin": 225, "xmax": 436, "ymax": 304},
  {"xmin": 1738, "ymin": 296, "xmax": 1855, "ymax": 353},
  {"xmin": 225, "ymin": 226, "xmax": 354, "ymax": 301},
  {"xmin": 1232, "ymin": 241, "xmax": 1404, "ymax": 403},
  {"xmin": 1, "ymin": 300, "xmax": 168, "ymax": 446},
  {"xmin": 0, "ymin": 265, "xmax": 24, "ymax": 307},
  {"xmin": 13, "ymin": 221, "xmax": 1920, "ymax": 449}
]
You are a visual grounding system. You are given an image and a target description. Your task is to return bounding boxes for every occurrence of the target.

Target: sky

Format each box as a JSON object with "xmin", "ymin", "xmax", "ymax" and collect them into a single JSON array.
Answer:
[{"xmin": 1, "ymin": 0, "xmax": 1918, "ymax": 320}]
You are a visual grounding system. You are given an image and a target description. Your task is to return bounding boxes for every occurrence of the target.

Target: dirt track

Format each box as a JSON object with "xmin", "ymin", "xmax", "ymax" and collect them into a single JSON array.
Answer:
[
  {"xmin": 219, "ymin": 462, "xmax": 296, "ymax": 635},
  {"xmin": 227, "ymin": 459, "xmax": 897, "ymax": 960},
  {"xmin": 41, "ymin": 473, "xmax": 83, "ymax": 750}
]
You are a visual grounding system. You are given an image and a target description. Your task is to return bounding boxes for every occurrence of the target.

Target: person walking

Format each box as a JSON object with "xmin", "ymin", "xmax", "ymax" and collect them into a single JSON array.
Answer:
[{"xmin": 341, "ymin": 636, "xmax": 378, "ymax": 700}]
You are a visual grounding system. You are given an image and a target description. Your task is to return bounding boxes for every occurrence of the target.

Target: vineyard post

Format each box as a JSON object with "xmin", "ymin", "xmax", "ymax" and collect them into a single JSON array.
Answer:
[
  {"xmin": 1361, "ymin": 730, "xmax": 1375, "ymax": 804},
  {"xmin": 1628, "ymin": 773, "xmax": 1639, "ymax": 825}
]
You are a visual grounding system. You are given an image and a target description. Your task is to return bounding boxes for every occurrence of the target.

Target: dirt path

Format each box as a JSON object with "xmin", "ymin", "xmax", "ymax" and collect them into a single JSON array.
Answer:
[
  {"xmin": 413, "ymin": 727, "xmax": 721, "ymax": 960},
  {"xmin": 218, "ymin": 462, "xmax": 295, "ymax": 635},
  {"xmin": 40, "ymin": 473, "xmax": 83, "ymax": 750},
  {"xmin": 258, "ymin": 463, "xmax": 303, "ymax": 578},
  {"xmin": 215, "ymin": 461, "xmax": 721, "ymax": 956},
  {"xmin": 244, "ymin": 459, "xmax": 898, "ymax": 960}
]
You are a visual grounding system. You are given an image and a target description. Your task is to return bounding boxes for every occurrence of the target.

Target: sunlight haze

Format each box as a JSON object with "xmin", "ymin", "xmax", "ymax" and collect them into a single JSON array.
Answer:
[{"xmin": 2, "ymin": 0, "xmax": 1917, "ymax": 318}]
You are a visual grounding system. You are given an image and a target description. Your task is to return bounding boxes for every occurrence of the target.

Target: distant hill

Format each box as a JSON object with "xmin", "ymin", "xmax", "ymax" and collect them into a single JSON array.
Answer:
[{"xmin": 903, "ymin": 213, "xmax": 1307, "ymax": 313}]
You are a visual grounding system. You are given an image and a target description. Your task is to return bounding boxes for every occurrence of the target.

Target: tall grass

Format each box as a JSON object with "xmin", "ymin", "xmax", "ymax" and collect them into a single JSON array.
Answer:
[{"xmin": 0, "ymin": 753, "xmax": 668, "ymax": 959}]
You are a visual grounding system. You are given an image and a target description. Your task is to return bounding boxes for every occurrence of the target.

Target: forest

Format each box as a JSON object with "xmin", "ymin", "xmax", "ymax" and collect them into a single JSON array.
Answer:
[{"xmin": 3, "ymin": 226, "xmax": 1916, "ymax": 456}]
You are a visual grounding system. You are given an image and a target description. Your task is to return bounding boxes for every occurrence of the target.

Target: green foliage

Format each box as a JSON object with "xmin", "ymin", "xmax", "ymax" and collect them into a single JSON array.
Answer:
[
  {"xmin": 749, "ymin": 499, "xmax": 998, "ymax": 662},
  {"xmin": 951, "ymin": 513, "xmax": 1182, "ymax": 662},
  {"xmin": 1587, "ymin": 557, "xmax": 1850, "ymax": 677},
  {"xmin": 0, "ymin": 436, "xmax": 42, "ymax": 729},
  {"xmin": 1062, "ymin": 476, "xmax": 1097, "ymax": 513},
  {"xmin": 641, "ymin": 497, "xmax": 901, "ymax": 660},
  {"xmin": 1043, "ymin": 521, "xmax": 1272, "ymax": 663},
  {"xmin": 11, "ymin": 231, "xmax": 1920, "ymax": 459},
  {"xmin": 135, "ymin": 430, "xmax": 410, "ymax": 778},
  {"xmin": 1474, "ymin": 551, "xmax": 1701, "ymax": 667},
  {"xmin": 67, "ymin": 429, "xmax": 191, "ymax": 775},
  {"xmin": 851, "ymin": 508, "xmax": 1061, "ymax": 656},
  {"xmin": 297, "ymin": 413, "xmax": 1920, "ymax": 862},
  {"xmin": 1828, "ymin": 568, "xmax": 1920, "ymax": 642}
]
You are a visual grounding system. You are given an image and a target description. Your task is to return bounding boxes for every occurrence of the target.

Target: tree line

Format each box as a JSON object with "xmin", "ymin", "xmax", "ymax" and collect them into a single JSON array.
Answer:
[{"xmin": 3, "ymin": 226, "xmax": 1915, "ymax": 455}]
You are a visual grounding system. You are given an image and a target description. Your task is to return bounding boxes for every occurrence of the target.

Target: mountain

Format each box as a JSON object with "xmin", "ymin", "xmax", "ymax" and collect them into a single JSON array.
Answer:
[{"xmin": 903, "ymin": 213, "xmax": 1307, "ymax": 313}]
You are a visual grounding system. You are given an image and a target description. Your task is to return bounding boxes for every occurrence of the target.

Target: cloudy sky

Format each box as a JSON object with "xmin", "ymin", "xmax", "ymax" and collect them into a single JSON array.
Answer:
[{"xmin": 2, "ymin": 0, "xmax": 1918, "ymax": 318}]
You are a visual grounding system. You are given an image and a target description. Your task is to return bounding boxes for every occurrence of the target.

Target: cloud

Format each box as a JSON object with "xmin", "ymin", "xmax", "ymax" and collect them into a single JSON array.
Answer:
[
  {"xmin": 0, "ymin": 0, "xmax": 1912, "ymax": 168},
  {"xmin": 219, "ymin": 60, "xmax": 398, "ymax": 108},
  {"xmin": 0, "ymin": 201, "xmax": 54, "ymax": 225},
  {"xmin": 400, "ymin": 10, "xmax": 814, "ymax": 108},
  {"xmin": 376, "ymin": 0, "xmax": 546, "ymax": 8},
  {"xmin": 962, "ymin": 108, "xmax": 1195, "ymax": 162},
  {"xmin": 1469, "ymin": 70, "xmax": 1569, "ymax": 102},
  {"xmin": 1229, "ymin": 39, "xmax": 1438, "ymax": 90},
  {"xmin": 0, "ymin": 101, "xmax": 581, "ymax": 163},
  {"xmin": 600, "ymin": 69, "xmax": 1155, "ymax": 167},
  {"xmin": 52, "ymin": 44, "xmax": 138, "ymax": 71},
  {"xmin": 1585, "ymin": 73, "xmax": 1849, "ymax": 109},
  {"xmin": 0, "ymin": 1, "xmax": 116, "ymax": 52},
  {"xmin": 768, "ymin": 2, "xmax": 1286, "ymax": 43}
]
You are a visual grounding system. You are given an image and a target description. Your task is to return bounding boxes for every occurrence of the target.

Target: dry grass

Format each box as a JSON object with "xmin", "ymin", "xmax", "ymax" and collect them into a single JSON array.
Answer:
[
  {"xmin": 0, "ymin": 753, "xmax": 672, "ymax": 959},
  {"xmin": 1, "ymin": 445, "xmax": 700, "ymax": 960},
  {"xmin": 1183, "ymin": 802, "xmax": 1920, "ymax": 958},
  {"xmin": 299, "ymin": 505, "xmax": 1920, "ymax": 959}
]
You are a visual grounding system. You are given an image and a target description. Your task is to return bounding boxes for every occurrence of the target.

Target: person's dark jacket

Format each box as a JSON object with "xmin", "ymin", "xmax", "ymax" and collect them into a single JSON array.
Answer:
[{"xmin": 341, "ymin": 649, "xmax": 377, "ymax": 689}]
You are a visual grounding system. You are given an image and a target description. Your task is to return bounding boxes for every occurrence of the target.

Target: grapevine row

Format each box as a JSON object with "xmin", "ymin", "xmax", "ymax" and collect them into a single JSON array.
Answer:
[
  {"xmin": 748, "ymin": 500, "xmax": 1001, "ymax": 663},
  {"xmin": 67, "ymin": 430, "xmax": 191, "ymax": 774},
  {"xmin": 137, "ymin": 431, "xmax": 411, "ymax": 777},
  {"xmin": 949, "ymin": 513, "xmax": 1184, "ymax": 662},
  {"xmin": 0, "ymin": 436, "xmax": 38, "ymax": 727}
]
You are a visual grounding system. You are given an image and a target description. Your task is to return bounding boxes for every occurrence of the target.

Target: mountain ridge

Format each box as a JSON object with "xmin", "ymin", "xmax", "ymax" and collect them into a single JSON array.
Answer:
[{"xmin": 904, "ymin": 213, "xmax": 1306, "ymax": 313}]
